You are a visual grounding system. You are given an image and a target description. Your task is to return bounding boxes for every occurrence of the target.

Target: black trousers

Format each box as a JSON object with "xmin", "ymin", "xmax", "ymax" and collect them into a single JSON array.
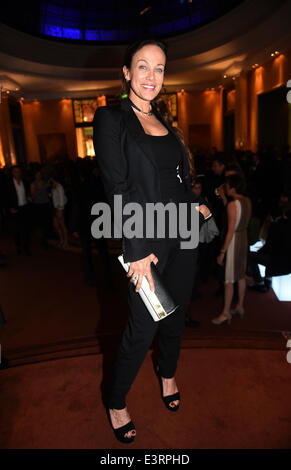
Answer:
[
  {"xmin": 248, "ymin": 251, "xmax": 272, "ymax": 283},
  {"xmin": 80, "ymin": 230, "xmax": 114, "ymax": 285},
  {"xmin": 106, "ymin": 237, "xmax": 198, "ymax": 409},
  {"xmin": 11, "ymin": 205, "xmax": 31, "ymax": 253},
  {"xmin": 32, "ymin": 203, "xmax": 52, "ymax": 245}
]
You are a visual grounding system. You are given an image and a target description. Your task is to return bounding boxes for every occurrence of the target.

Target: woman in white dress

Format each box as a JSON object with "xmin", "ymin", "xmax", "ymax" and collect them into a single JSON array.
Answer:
[
  {"xmin": 49, "ymin": 177, "xmax": 68, "ymax": 249},
  {"xmin": 212, "ymin": 173, "xmax": 252, "ymax": 325}
]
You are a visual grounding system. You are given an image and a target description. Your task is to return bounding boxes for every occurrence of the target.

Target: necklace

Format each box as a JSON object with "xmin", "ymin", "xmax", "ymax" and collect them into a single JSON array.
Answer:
[{"xmin": 128, "ymin": 98, "xmax": 153, "ymax": 116}]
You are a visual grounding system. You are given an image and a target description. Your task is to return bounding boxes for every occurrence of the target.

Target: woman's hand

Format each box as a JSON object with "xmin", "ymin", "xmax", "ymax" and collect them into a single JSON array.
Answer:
[
  {"xmin": 196, "ymin": 204, "xmax": 211, "ymax": 219},
  {"xmin": 127, "ymin": 253, "xmax": 159, "ymax": 292},
  {"xmin": 217, "ymin": 252, "xmax": 225, "ymax": 266}
]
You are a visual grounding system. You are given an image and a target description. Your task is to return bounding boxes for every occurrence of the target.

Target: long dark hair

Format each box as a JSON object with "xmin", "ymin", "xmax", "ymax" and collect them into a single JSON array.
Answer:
[
  {"xmin": 121, "ymin": 38, "xmax": 168, "ymax": 94},
  {"xmin": 225, "ymin": 173, "xmax": 246, "ymax": 195}
]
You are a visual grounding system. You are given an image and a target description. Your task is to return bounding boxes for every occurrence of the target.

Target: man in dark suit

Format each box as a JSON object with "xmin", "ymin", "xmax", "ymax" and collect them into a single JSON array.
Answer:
[
  {"xmin": 248, "ymin": 209, "xmax": 291, "ymax": 291},
  {"xmin": 72, "ymin": 163, "xmax": 114, "ymax": 288},
  {"xmin": 7, "ymin": 165, "xmax": 32, "ymax": 255}
]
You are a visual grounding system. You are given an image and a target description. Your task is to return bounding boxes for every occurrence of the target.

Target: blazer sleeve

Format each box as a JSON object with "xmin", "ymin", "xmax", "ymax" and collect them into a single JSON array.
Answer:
[
  {"xmin": 6, "ymin": 180, "xmax": 18, "ymax": 210},
  {"xmin": 93, "ymin": 106, "xmax": 153, "ymax": 263},
  {"xmin": 186, "ymin": 191, "xmax": 212, "ymax": 226}
]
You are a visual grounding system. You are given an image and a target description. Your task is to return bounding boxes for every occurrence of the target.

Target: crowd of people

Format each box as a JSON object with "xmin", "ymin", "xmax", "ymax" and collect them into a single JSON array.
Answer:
[{"xmin": 0, "ymin": 143, "xmax": 291, "ymax": 322}]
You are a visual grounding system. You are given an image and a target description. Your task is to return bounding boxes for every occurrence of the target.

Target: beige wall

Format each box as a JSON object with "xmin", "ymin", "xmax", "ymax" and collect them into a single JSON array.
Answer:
[
  {"xmin": 177, "ymin": 48, "xmax": 291, "ymax": 154},
  {"xmin": 245, "ymin": 49, "xmax": 291, "ymax": 152},
  {"xmin": 0, "ymin": 94, "xmax": 17, "ymax": 166},
  {"xmin": 2, "ymin": 50, "xmax": 291, "ymax": 166},
  {"xmin": 177, "ymin": 88, "xmax": 224, "ymax": 151},
  {"xmin": 21, "ymin": 99, "xmax": 77, "ymax": 163}
]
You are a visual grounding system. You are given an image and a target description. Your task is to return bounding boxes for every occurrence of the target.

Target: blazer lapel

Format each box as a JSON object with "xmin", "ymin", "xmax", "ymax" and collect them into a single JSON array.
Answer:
[
  {"xmin": 120, "ymin": 97, "xmax": 190, "ymax": 180},
  {"xmin": 121, "ymin": 97, "xmax": 158, "ymax": 170}
]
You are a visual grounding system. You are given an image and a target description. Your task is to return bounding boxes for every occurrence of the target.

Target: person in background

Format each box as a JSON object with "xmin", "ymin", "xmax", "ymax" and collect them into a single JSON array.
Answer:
[
  {"xmin": 192, "ymin": 178, "xmax": 218, "ymax": 289},
  {"xmin": 7, "ymin": 165, "xmax": 32, "ymax": 255},
  {"xmin": 248, "ymin": 198, "xmax": 291, "ymax": 292},
  {"xmin": 48, "ymin": 176, "xmax": 68, "ymax": 249},
  {"xmin": 30, "ymin": 170, "xmax": 51, "ymax": 250},
  {"xmin": 72, "ymin": 163, "xmax": 114, "ymax": 288},
  {"xmin": 212, "ymin": 173, "xmax": 252, "ymax": 325}
]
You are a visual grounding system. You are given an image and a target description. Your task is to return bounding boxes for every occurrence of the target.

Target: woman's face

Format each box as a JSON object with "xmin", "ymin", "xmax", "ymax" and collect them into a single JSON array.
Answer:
[
  {"xmin": 123, "ymin": 44, "xmax": 166, "ymax": 102},
  {"xmin": 226, "ymin": 182, "xmax": 235, "ymax": 197},
  {"xmin": 193, "ymin": 183, "xmax": 202, "ymax": 197}
]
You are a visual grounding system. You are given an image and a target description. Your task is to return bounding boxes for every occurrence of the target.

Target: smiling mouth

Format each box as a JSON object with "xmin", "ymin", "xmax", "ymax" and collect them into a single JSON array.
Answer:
[{"xmin": 141, "ymin": 84, "xmax": 155, "ymax": 90}]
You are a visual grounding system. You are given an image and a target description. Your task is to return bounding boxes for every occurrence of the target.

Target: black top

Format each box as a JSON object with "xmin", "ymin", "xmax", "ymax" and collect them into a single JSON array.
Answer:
[{"xmin": 145, "ymin": 131, "xmax": 188, "ymax": 202}]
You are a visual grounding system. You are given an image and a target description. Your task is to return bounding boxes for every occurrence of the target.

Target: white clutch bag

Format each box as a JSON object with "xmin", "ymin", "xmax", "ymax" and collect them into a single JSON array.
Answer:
[{"xmin": 118, "ymin": 254, "xmax": 179, "ymax": 322}]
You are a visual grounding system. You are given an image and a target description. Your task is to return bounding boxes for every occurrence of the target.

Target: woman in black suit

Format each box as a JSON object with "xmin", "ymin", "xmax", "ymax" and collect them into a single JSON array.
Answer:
[{"xmin": 93, "ymin": 38, "xmax": 210, "ymax": 444}]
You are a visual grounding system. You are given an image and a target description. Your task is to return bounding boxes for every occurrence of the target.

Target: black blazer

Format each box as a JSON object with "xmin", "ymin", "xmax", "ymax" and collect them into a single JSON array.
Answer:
[
  {"xmin": 6, "ymin": 178, "xmax": 31, "ymax": 211},
  {"xmin": 93, "ymin": 96, "xmax": 204, "ymax": 262}
]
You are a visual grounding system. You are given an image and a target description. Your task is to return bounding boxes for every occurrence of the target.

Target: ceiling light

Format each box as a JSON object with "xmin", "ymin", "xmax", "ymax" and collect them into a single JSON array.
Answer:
[{"xmin": 140, "ymin": 6, "xmax": 151, "ymax": 15}]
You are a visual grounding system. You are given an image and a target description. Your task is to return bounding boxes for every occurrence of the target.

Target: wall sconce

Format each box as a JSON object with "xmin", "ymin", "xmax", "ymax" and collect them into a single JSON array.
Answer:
[{"xmin": 271, "ymin": 51, "xmax": 280, "ymax": 57}]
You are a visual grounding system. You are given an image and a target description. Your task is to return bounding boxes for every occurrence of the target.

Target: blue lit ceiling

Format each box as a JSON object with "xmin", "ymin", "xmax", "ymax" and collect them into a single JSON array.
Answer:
[{"xmin": 1, "ymin": 1, "xmax": 244, "ymax": 43}]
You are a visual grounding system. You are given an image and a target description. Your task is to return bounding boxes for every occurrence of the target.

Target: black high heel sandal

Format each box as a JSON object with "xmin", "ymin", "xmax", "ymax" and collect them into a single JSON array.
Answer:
[
  {"xmin": 106, "ymin": 407, "xmax": 136, "ymax": 444},
  {"xmin": 155, "ymin": 366, "xmax": 180, "ymax": 412}
]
